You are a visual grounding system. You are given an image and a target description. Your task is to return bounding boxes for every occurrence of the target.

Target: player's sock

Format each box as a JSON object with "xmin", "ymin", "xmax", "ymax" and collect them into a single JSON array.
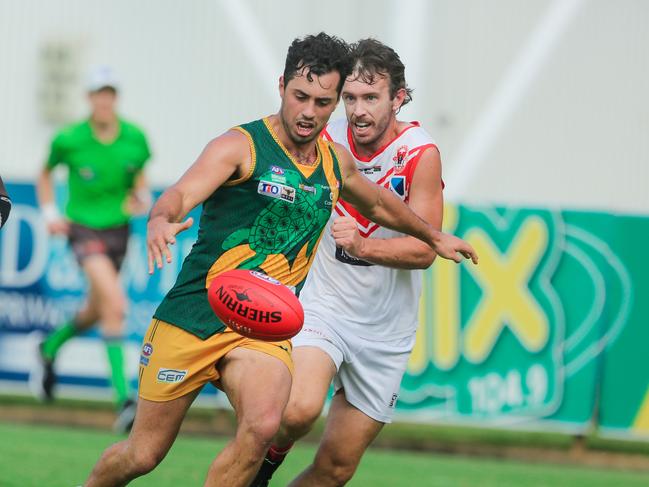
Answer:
[
  {"xmin": 267, "ymin": 443, "xmax": 293, "ymax": 463},
  {"xmin": 40, "ymin": 321, "xmax": 77, "ymax": 361},
  {"xmin": 104, "ymin": 337, "xmax": 130, "ymax": 406},
  {"xmin": 250, "ymin": 443, "xmax": 294, "ymax": 487}
]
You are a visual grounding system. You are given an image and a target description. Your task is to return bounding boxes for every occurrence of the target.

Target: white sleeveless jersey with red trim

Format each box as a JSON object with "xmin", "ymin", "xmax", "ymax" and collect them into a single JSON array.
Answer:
[{"xmin": 299, "ymin": 118, "xmax": 438, "ymax": 340}]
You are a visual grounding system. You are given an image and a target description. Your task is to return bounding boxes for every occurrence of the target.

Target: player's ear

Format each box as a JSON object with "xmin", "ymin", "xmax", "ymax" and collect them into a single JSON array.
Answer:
[
  {"xmin": 392, "ymin": 87, "xmax": 406, "ymax": 112},
  {"xmin": 279, "ymin": 76, "xmax": 285, "ymax": 99}
]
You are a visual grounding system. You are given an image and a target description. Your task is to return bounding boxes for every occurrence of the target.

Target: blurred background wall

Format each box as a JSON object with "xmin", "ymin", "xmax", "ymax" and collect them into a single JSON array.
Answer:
[{"xmin": 1, "ymin": 0, "xmax": 647, "ymax": 213}]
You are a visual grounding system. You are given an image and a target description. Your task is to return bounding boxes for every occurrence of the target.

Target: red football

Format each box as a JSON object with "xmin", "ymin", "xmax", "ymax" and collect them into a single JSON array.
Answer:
[{"xmin": 207, "ymin": 269, "xmax": 304, "ymax": 341}]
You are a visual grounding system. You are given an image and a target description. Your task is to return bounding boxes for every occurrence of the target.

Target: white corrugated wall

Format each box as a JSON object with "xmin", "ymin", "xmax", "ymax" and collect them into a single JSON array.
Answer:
[{"xmin": 0, "ymin": 0, "xmax": 646, "ymax": 213}]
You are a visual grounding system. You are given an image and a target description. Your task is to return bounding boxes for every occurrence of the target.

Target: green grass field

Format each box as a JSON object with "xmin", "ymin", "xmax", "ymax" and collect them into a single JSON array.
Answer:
[{"xmin": 1, "ymin": 422, "xmax": 648, "ymax": 487}]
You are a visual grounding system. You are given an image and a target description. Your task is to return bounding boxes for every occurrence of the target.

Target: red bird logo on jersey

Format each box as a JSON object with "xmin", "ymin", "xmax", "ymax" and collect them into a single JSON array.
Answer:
[{"xmin": 393, "ymin": 145, "xmax": 409, "ymax": 173}]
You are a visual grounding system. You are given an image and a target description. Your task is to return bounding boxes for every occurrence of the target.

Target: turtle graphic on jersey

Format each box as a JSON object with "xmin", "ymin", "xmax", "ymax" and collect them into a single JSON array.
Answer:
[{"xmin": 222, "ymin": 169, "xmax": 330, "ymax": 269}]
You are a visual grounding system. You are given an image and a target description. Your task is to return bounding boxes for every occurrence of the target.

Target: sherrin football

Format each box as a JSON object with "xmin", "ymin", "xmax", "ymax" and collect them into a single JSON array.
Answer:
[{"xmin": 207, "ymin": 269, "xmax": 304, "ymax": 341}]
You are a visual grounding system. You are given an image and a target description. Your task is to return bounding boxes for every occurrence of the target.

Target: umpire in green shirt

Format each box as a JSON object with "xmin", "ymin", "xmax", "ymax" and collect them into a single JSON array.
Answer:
[{"xmin": 33, "ymin": 66, "xmax": 151, "ymax": 433}]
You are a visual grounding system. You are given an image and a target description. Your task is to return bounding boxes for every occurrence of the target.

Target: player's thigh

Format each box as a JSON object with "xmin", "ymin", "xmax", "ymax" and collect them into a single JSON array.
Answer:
[
  {"xmin": 286, "ymin": 346, "xmax": 337, "ymax": 420},
  {"xmin": 315, "ymin": 392, "xmax": 384, "ymax": 470},
  {"xmin": 218, "ymin": 347, "xmax": 292, "ymax": 432}
]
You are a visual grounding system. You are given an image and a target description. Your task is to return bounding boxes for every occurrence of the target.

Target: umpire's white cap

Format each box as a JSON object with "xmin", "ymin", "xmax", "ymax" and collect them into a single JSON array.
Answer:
[{"xmin": 86, "ymin": 65, "xmax": 119, "ymax": 92}]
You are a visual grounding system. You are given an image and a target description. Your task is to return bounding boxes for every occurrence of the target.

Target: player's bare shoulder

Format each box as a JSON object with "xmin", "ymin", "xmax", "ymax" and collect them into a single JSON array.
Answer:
[
  {"xmin": 198, "ymin": 128, "xmax": 253, "ymax": 181},
  {"xmin": 330, "ymin": 142, "xmax": 357, "ymax": 180},
  {"xmin": 206, "ymin": 129, "xmax": 251, "ymax": 162}
]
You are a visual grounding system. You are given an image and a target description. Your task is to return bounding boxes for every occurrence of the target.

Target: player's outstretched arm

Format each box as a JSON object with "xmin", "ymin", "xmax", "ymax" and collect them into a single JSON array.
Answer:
[
  {"xmin": 147, "ymin": 130, "xmax": 250, "ymax": 273},
  {"xmin": 337, "ymin": 144, "xmax": 477, "ymax": 264}
]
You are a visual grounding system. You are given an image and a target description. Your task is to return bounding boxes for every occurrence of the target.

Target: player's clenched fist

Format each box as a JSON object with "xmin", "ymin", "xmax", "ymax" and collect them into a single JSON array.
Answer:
[{"xmin": 331, "ymin": 216, "xmax": 365, "ymax": 258}]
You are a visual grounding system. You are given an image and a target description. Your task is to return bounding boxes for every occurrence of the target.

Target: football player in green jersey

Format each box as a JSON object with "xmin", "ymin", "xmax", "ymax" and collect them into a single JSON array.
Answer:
[
  {"xmin": 32, "ymin": 66, "xmax": 151, "ymax": 433},
  {"xmin": 83, "ymin": 33, "xmax": 476, "ymax": 487}
]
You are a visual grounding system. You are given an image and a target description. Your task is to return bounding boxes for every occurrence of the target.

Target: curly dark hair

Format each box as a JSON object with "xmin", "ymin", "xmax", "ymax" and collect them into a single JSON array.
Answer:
[
  {"xmin": 349, "ymin": 38, "xmax": 413, "ymax": 107},
  {"xmin": 283, "ymin": 32, "xmax": 353, "ymax": 97}
]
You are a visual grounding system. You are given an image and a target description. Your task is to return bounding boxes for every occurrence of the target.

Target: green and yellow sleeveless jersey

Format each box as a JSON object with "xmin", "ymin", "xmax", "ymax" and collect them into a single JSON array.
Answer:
[
  {"xmin": 154, "ymin": 118, "xmax": 343, "ymax": 339},
  {"xmin": 46, "ymin": 119, "xmax": 151, "ymax": 229}
]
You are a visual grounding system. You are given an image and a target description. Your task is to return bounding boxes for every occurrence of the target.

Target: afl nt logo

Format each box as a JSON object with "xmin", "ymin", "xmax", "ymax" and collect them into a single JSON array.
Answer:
[{"xmin": 142, "ymin": 343, "xmax": 153, "ymax": 357}]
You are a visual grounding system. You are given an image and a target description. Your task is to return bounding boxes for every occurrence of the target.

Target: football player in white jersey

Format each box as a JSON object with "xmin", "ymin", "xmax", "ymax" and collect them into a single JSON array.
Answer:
[{"xmin": 250, "ymin": 39, "xmax": 463, "ymax": 487}]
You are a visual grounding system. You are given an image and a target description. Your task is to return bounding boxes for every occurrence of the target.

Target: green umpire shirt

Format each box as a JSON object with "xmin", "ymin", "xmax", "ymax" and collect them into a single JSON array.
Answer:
[{"xmin": 46, "ymin": 118, "xmax": 151, "ymax": 229}]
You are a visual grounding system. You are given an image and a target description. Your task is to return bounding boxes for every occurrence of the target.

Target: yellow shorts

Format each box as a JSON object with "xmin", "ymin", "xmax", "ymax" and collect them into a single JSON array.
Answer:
[{"xmin": 138, "ymin": 319, "xmax": 293, "ymax": 402}]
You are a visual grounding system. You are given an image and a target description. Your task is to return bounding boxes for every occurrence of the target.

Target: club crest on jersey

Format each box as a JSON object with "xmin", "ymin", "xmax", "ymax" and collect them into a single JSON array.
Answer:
[
  {"xmin": 389, "ymin": 176, "xmax": 406, "ymax": 199},
  {"xmin": 270, "ymin": 165, "xmax": 285, "ymax": 175},
  {"xmin": 258, "ymin": 181, "xmax": 296, "ymax": 203},
  {"xmin": 393, "ymin": 145, "xmax": 408, "ymax": 172}
]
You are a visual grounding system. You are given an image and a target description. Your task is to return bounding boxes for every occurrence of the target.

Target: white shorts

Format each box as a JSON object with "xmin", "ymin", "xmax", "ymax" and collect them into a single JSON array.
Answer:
[{"xmin": 292, "ymin": 311, "xmax": 416, "ymax": 423}]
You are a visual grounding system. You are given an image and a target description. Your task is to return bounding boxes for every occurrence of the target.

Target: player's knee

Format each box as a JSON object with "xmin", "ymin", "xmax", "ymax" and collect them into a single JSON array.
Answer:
[
  {"xmin": 241, "ymin": 411, "xmax": 282, "ymax": 448},
  {"xmin": 329, "ymin": 465, "xmax": 356, "ymax": 486},
  {"xmin": 128, "ymin": 447, "xmax": 164, "ymax": 476},
  {"xmin": 314, "ymin": 455, "xmax": 357, "ymax": 486},
  {"xmin": 282, "ymin": 397, "xmax": 321, "ymax": 437}
]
